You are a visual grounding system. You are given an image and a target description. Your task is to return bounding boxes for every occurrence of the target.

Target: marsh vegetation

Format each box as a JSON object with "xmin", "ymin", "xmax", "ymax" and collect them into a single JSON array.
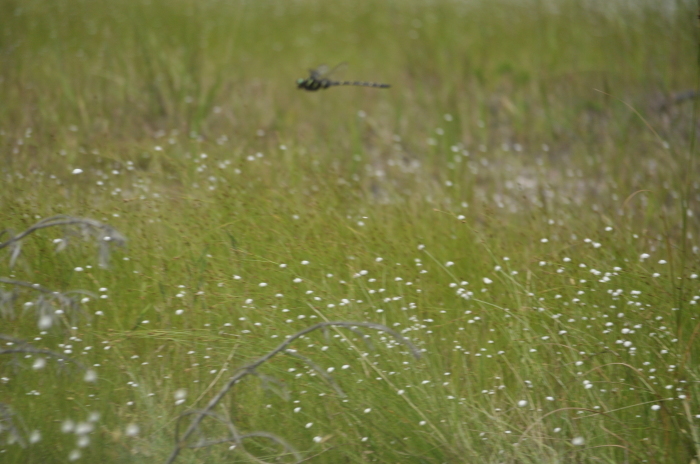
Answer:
[{"xmin": 1, "ymin": 0, "xmax": 699, "ymax": 462}]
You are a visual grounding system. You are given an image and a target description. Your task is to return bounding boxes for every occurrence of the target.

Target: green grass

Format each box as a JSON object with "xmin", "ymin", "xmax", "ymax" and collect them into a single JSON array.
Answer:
[{"xmin": 1, "ymin": 0, "xmax": 700, "ymax": 462}]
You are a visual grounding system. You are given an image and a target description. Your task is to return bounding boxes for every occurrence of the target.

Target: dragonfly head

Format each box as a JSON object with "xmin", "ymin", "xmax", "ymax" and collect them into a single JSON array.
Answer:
[{"xmin": 296, "ymin": 78, "xmax": 306, "ymax": 88}]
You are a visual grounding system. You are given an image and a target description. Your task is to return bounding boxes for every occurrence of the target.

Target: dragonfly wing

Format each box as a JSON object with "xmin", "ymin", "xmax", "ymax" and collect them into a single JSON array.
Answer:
[
  {"xmin": 309, "ymin": 63, "xmax": 347, "ymax": 80},
  {"xmin": 325, "ymin": 62, "xmax": 348, "ymax": 79},
  {"xmin": 310, "ymin": 64, "xmax": 329, "ymax": 80}
]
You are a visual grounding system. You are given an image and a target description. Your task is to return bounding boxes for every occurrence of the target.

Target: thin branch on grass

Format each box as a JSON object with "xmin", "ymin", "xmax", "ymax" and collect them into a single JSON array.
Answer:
[
  {"xmin": 0, "ymin": 215, "xmax": 116, "ymax": 449},
  {"xmin": 173, "ymin": 409, "xmax": 301, "ymax": 463},
  {"xmin": 174, "ymin": 410, "xmax": 240, "ymax": 448},
  {"xmin": 165, "ymin": 321, "xmax": 420, "ymax": 464},
  {"xmin": 284, "ymin": 350, "xmax": 345, "ymax": 397},
  {"xmin": 1, "ymin": 214, "xmax": 126, "ymax": 269},
  {"xmin": 342, "ymin": 326, "xmax": 376, "ymax": 352},
  {"xmin": 0, "ymin": 403, "xmax": 26, "ymax": 448},
  {"xmin": 0, "ymin": 214, "xmax": 122, "ymax": 321},
  {"xmin": 237, "ymin": 432, "xmax": 302, "ymax": 463},
  {"xmin": 0, "ymin": 335, "xmax": 86, "ymax": 370},
  {"xmin": 0, "ymin": 285, "xmax": 18, "ymax": 320},
  {"xmin": 296, "ymin": 446, "xmax": 336, "ymax": 463},
  {"xmin": 0, "ymin": 277, "xmax": 95, "ymax": 328},
  {"xmin": 251, "ymin": 371, "xmax": 291, "ymax": 401},
  {"xmin": 0, "ymin": 336, "xmax": 94, "ymax": 447}
]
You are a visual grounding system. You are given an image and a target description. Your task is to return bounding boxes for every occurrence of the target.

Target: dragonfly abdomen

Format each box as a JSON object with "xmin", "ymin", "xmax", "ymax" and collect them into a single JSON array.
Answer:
[{"xmin": 334, "ymin": 81, "xmax": 391, "ymax": 88}]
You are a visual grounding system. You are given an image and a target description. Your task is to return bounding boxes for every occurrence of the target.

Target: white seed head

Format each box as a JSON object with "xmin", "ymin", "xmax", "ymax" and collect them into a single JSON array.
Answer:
[
  {"xmin": 29, "ymin": 430, "xmax": 41, "ymax": 444},
  {"xmin": 61, "ymin": 420, "xmax": 75, "ymax": 433},
  {"xmin": 32, "ymin": 358, "xmax": 46, "ymax": 370},
  {"xmin": 84, "ymin": 370, "xmax": 97, "ymax": 383},
  {"xmin": 125, "ymin": 423, "xmax": 140, "ymax": 437},
  {"xmin": 38, "ymin": 314, "xmax": 53, "ymax": 330}
]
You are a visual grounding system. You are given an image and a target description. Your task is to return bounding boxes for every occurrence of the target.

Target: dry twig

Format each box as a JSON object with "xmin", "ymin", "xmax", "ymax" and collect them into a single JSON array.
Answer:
[{"xmin": 165, "ymin": 321, "xmax": 420, "ymax": 464}]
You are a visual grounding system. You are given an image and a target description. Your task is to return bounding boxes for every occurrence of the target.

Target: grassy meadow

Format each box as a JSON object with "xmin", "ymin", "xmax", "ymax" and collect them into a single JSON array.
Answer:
[{"xmin": 2, "ymin": 0, "xmax": 700, "ymax": 462}]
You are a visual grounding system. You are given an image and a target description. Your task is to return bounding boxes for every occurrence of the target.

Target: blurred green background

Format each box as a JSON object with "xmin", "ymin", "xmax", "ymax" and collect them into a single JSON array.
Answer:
[{"xmin": 1, "ymin": 0, "xmax": 699, "ymax": 463}]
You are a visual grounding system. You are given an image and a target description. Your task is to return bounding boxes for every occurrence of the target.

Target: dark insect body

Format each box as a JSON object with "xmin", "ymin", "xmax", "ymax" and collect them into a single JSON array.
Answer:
[{"xmin": 297, "ymin": 64, "xmax": 390, "ymax": 91}]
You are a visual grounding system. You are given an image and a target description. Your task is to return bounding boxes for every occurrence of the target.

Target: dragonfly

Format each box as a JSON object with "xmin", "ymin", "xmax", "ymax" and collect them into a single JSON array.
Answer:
[{"xmin": 297, "ymin": 63, "xmax": 391, "ymax": 91}]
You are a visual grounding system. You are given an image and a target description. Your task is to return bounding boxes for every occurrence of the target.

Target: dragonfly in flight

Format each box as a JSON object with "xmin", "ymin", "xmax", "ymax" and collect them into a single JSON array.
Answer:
[{"xmin": 297, "ymin": 63, "xmax": 390, "ymax": 91}]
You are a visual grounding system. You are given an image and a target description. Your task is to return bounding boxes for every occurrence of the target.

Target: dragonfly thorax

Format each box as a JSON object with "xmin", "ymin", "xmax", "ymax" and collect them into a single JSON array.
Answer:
[{"xmin": 297, "ymin": 78, "xmax": 329, "ymax": 91}]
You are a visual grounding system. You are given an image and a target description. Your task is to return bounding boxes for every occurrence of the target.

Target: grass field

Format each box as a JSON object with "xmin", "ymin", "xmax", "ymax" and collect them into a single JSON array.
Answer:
[{"xmin": 2, "ymin": 0, "xmax": 700, "ymax": 462}]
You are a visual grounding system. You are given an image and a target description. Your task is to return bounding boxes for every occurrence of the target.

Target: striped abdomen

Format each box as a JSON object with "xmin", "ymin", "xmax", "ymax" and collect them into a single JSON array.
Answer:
[{"xmin": 332, "ymin": 80, "xmax": 391, "ymax": 89}]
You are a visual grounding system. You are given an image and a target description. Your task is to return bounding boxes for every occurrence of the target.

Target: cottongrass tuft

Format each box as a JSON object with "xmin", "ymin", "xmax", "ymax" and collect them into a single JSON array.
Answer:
[
  {"xmin": 32, "ymin": 357, "xmax": 46, "ymax": 370},
  {"xmin": 174, "ymin": 388, "xmax": 187, "ymax": 405},
  {"xmin": 29, "ymin": 430, "xmax": 41, "ymax": 444},
  {"xmin": 76, "ymin": 435, "xmax": 90, "ymax": 448},
  {"xmin": 61, "ymin": 420, "xmax": 75, "ymax": 433},
  {"xmin": 84, "ymin": 369, "xmax": 97, "ymax": 382},
  {"xmin": 75, "ymin": 422, "xmax": 94, "ymax": 435},
  {"xmin": 38, "ymin": 314, "xmax": 53, "ymax": 330},
  {"xmin": 125, "ymin": 423, "xmax": 140, "ymax": 437}
]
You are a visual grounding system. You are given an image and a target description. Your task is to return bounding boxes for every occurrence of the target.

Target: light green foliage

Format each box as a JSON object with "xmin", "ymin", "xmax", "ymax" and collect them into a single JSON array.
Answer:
[{"xmin": 1, "ymin": 0, "xmax": 699, "ymax": 462}]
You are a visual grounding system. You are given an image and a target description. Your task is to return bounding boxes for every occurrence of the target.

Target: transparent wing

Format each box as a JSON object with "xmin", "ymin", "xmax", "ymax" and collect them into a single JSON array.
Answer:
[
  {"xmin": 310, "ymin": 63, "xmax": 347, "ymax": 80},
  {"xmin": 310, "ymin": 65, "xmax": 328, "ymax": 80},
  {"xmin": 325, "ymin": 62, "xmax": 348, "ymax": 79}
]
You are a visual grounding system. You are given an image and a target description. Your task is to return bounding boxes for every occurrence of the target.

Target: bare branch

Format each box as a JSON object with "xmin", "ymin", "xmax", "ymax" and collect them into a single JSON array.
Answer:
[
  {"xmin": 0, "ymin": 278, "xmax": 95, "ymax": 328},
  {"xmin": 0, "ymin": 278, "xmax": 54, "ymax": 294},
  {"xmin": 165, "ymin": 321, "xmax": 420, "ymax": 464},
  {"xmin": 1, "ymin": 215, "xmax": 126, "ymax": 269},
  {"xmin": 284, "ymin": 350, "xmax": 345, "ymax": 397},
  {"xmin": 0, "ymin": 335, "xmax": 86, "ymax": 370},
  {"xmin": 0, "ymin": 215, "xmax": 117, "ymax": 451},
  {"xmin": 0, "ymin": 286, "xmax": 18, "ymax": 319},
  {"xmin": 343, "ymin": 326, "xmax": 376, "ymax": 352},
  {"xmin": 238, "ymin": 431, "xmax": 303, "ymax": 462},
  {"xmin": 0, "ymin": 403, "xmax": 26, "ymax": 448},
  {"xmin": 251, "ymin": 371, "xmax": 291, "ymax": 401},
  {"xmin": 175, "ymin": 410, "xmax": 240, "ymax": 448}
]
